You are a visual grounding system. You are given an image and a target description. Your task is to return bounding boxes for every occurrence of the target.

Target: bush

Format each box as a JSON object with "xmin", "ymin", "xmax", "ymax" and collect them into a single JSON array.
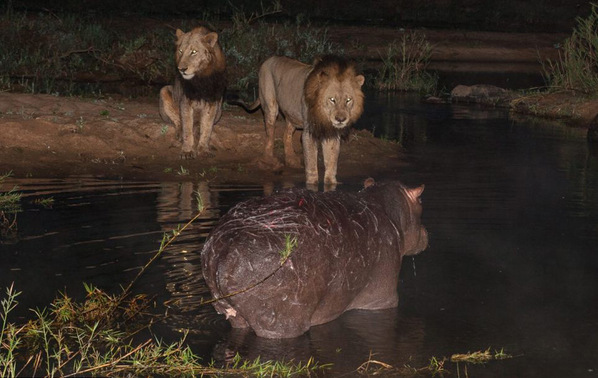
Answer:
[
  {"xmin": 543, "ymin": 2, "xmax": 598, "ymax": 95},
  {"xmin": 375, "ymin": 31, "xmax": 438, "ymax": 95}
]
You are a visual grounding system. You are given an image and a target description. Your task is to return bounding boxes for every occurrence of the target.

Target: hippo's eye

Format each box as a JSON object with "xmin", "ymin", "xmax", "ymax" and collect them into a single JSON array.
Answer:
[
  {"xmin": 191, "ymin": 49, "xmax": 197, "ymax": 55},
  {"xmin": 329, "ymin": 97, "xmax": 336, "ymax": 104}
]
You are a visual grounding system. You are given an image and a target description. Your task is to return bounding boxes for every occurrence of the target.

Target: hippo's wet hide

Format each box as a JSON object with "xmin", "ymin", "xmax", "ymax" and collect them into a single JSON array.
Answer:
[{"xmin": 201, "ymin": 181, "xmax": 427, "ymax": 338}]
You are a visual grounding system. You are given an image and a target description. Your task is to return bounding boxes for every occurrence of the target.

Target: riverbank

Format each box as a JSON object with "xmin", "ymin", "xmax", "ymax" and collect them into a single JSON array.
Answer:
[
  {"xmin": 0, "ymin": 92, "xmax": 405, "ymax": 183},
  {"xmin": 1, "ymin": 24, "xmax": 595, "ymax": 183}
]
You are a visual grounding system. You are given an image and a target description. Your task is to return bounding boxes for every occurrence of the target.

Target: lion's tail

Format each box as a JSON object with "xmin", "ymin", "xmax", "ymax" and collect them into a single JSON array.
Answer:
[{"xmin": 226, "ymin": 93, "xmax": 261, "ymax": 113}]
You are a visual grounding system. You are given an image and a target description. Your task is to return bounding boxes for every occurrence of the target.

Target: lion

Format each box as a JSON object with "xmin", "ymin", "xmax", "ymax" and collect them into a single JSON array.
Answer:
[
  {"xmin": 159, "ymin": 26, "xmax": 227, "ymax": 159},
  {"xmin": 232, "ymin": 55, "xmax": 365, "ymax": 186}
]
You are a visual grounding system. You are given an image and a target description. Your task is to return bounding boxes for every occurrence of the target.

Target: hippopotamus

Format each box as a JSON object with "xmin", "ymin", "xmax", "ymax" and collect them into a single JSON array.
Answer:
[{"xmin": 201, "ymin": 178, "xmax": 428, "ymax": 339}]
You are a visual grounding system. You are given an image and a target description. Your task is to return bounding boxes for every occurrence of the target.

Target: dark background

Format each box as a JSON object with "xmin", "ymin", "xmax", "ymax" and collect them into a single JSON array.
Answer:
[{"xmin": 7, "ymin": 0, "xmax": 592, "ymax": 33}]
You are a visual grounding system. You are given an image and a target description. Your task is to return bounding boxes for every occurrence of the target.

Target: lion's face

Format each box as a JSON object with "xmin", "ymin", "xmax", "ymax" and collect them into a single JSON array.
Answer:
[
  {"xmin": 175, "ymin": 27, "xmax": 221, "ymax": 80},
  {"xmin": 319, "ymin": 75, "xmax": 365, "ymax": 128},
  {"xmin": 305, "ymin": 58, "xmax": 365, "ymax": 138}
]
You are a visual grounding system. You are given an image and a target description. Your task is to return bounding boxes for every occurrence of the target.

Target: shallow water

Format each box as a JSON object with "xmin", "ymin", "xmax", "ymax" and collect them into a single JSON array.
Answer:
[{"xmin": 1, "ymin": 93, "xmax": 597, "ymax": 376}]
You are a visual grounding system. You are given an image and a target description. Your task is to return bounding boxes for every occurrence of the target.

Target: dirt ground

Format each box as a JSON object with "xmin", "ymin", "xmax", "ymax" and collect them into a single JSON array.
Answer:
[
  {"xmin": 0, "ymin": 26, "xmax": 580, "ymax": 184},
  {"xmin": 0, "ymin": 92, "xmax": 406, "ymax": 184}
]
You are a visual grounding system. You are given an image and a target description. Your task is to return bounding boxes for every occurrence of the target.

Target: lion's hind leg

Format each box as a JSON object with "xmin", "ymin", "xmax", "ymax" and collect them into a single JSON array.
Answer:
[
  {"xmin": 159, "ymin": 85, "xmax": 180, "ymax": 127},
  {"xmin": 253, "ymin": 95, "xmax": 284, "ymax": 171}
]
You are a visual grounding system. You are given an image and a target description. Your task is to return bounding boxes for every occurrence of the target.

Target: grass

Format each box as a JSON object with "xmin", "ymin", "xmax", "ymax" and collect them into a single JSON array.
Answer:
[
  {"xmin": 220, "ymin": 5, "xmax": 344, "ymax": 95},
  {"xmin": 542, "ymin": 2, "xmax": 598, "ymax": 96},
  {"xmin": 0, "ymin": 284, "xmax": 329, "ymax": 377},
  {"xmin": 0, "ymin": 8, "xmax": 173, "ymax": 96},
  {"xmin": 0, "ymin": 172, "xmax": 21, "ymax": 213},
  {"xmin": 0, "ymin": 194, "xmax": 330, "ymax": 377},
  {"xmin": 0, "ymin": 1, "xmax": 440, "ymax": 97},
  {"xmin": 280, "ymin": 234, "xmax": 298, "ymax": 264},
  {"xmin": 375, "ymin": 31, "xmax": 438, "ymax": 95},
  {"xmin": 451, "ymin": 347, "xmax": 513, "ymax": 364},
  {"xmin": 0, "ymin": 2, "xmax": 343, "ymax": 97}
]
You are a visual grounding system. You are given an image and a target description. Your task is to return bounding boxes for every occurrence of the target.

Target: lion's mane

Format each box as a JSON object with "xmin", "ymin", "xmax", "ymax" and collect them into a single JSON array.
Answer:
[{"xmin": 304, "ymin": 55, "xmax": 365, "ymax": 140}]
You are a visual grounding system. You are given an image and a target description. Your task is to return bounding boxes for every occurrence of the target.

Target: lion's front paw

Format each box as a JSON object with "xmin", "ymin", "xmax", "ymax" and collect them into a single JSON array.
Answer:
[
  {"xmin": 180, "ymin": 150, "xmax": 196, "ymax": 160},
  {"xmin": 196, "ymin": 149, "xmax": 216, "ymax": 158}
]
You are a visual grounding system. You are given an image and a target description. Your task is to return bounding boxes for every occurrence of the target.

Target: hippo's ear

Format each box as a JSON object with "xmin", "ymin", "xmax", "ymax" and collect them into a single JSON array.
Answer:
[
  {"xmin": 406, "ymin": 184, "xmax": 425, "ymax": 202},
  {"xmin": 363, "ymin": 177, "xmax": 375, "ymax": 188}
]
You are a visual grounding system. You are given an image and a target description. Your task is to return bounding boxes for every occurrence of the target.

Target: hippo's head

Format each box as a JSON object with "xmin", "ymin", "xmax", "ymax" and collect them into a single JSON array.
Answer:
[
  {"xmin": 399, "ymin": 184, "xmax": 428, "ymax": 256},
  {"xmin": 365, "ymin": 179, "xmax": 428, "ymax": 256}
]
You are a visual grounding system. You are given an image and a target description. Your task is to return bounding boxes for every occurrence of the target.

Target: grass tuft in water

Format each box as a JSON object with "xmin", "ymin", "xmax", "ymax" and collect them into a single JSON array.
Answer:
[
  {"xmin": 450, "ymin": 347, "xmax": 513, "ymax": 364},
  {"xmin": 0, "ymin": 172, "xmax": 21, "ymax": 213}
]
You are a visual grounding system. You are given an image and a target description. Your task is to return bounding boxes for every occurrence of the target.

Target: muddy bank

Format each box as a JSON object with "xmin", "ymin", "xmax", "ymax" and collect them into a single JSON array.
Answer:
[{"xmin": 0, "ymin": 92, "xmax": 404, "ymax": 183}]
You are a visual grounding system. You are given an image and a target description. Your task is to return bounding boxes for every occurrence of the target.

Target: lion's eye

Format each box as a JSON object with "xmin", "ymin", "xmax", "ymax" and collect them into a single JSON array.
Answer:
[
  {"xmin": 178, "ymin": 49, "xmax": 183, "ymax": 55},
  {"xmin": 346, "ymin": 97, "xmax": 352, "ymax": 104},
  {"xmin": 191, "ymin": 49, "xmax": 197, "ymax": 55},
  {"xmin": 329, "ymin": 97, "xmax": 336, "ymax": 104}
]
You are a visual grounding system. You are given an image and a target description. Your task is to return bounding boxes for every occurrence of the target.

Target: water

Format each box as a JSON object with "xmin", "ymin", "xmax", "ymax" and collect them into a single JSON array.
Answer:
[{"xmin": 1, "ymin": 93, "xmax": 597, "ymax": 376}]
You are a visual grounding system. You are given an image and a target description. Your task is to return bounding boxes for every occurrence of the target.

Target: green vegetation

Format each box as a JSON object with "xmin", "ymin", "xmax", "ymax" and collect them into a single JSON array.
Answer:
[
  {"xmin": 0, "ymin": 1, "xmax": 442, "ymax": 97},
  {"xmin": 375, "ymin": 31, "xmax": 438, "ymax": 95},
  {"xmin": 279, "ymin": 235, "xmax": 298, "ymax": 264},
  {"xmin": 0, "ymin": 9, "xmax": 173, "ymax": 96},
  {"xmin": 0, "ymin": 2, "xmax": 343, "ymax": 97},
  {"xmin": 176, "ymin": 166, "xmax": 189, "ymax": 176},
  {"xmin": 32, "ymin": 197, "xmax": 54, "ymax": 208},
  {"xmin": 0, "ymin": 199, "xmax": 330, "ymax": 377},
  {"xmin": 221, "ymin": 2, "xmax": 343, "ymax": 93},
  {"xmin": 0, "ymin": 284, "xmax": 329, "ymax": 377},
  {"xmin": 0, "ymin": 172, "xmax": 21, "ymax": 213},
  {"xmin": 543, "ymin": 2, "xmax": 598, "ymax": 95}
]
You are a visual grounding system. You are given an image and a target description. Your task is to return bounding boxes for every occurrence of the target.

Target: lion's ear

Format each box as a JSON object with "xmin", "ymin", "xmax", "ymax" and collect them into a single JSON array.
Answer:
[
  {"xmin": 175, "ymin": 29, "xmax": 184, "ymax": 39},
  {"xmin": 355, "ymin": 74, "xmax": 365, "ymax": 88},
  {"xmin": 203, "ymin": 32, "xmax": 219, "ymax": 47}
]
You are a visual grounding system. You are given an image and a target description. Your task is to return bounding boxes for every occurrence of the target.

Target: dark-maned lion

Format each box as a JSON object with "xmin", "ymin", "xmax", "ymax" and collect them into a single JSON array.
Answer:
[
  {"xmin": 233, "ymin": 55, "xmax": 365, "ymax": 186},
  {"xmin": 159, "ymin": 26, "xmax": 226, "ymax": 158}
]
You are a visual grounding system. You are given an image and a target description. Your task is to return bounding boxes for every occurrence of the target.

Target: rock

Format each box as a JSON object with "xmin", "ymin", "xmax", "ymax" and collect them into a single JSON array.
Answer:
[{"xmin": 450, "ymin": 84, "xmax": 514, "ymax": 106}]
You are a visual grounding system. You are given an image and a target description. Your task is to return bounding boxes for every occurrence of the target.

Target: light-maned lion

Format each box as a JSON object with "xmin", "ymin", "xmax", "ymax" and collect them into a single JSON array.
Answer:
[
  {"xmin": 234, "ymin": 55, "xmax": 365, "ymax": 186},
  {"xmin": 159, "ymin": 26, "xmax": 226, "ymax": 159}
]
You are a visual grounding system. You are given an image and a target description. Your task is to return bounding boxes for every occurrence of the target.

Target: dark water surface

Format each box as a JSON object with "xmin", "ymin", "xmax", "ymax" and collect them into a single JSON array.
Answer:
[{"xmin": 1, "ymin": 93, "xmax": 597, "ymax": 376}]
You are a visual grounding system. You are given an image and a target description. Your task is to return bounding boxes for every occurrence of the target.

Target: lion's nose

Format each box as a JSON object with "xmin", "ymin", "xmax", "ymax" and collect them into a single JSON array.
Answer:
[
  {"xmin": 178, "ymin": 67, "xmax": 188, "ymax": 73},
  {"xmin": 335, "ymin": 115, "xmax": 347, "ymax": 123}
]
